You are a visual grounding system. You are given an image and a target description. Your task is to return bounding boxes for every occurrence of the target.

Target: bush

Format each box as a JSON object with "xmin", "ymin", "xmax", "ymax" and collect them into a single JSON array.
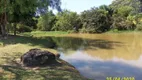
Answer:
[
  {"xmin": 67, "ymin": 30, "xmax": 77, "ymax": 33},
  {"xmin": 17, "ymin": 24, "xmax": 32, "ymax": 33},
  {"xmin": 79, "ymin": 27, "xmax": 95, "ymax": 33},
  {"xmin": 135, "ymin": 23, "xmax": 142, "ymax": 31},
  {"xmin": 109, "ymin": 29, "xmax": 119, "ymax": 32},
  {"xmin": 112, "ymin": 17, "xmax": 136, "ymax": 30},
  {"xmin": 124, "ymin": 20, "xmax": 136, "ymax": 30}
]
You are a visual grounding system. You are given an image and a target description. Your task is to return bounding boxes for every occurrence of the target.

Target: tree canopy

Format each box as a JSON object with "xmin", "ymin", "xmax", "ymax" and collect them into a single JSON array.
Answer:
[
  {"xmin": 52, "ymin": 10, "xmax": 80, "ymax": 32},
  {"xmin": 110, "ymin": 0, "xmax": 142, "ymax": 14},
  {"xmin": 1, "ymin": 0, "xmax": 142, "ymax": 35},
  {"xmin": 0, "ymin": 0, "xmax": 61, "ymax": 36}
]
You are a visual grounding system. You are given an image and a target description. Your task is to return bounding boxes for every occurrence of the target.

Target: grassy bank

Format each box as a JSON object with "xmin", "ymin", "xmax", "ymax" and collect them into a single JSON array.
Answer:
[
  {"xmin": 22, "ymin": 31, "xmax": 69, "ymax": 37},
  {"xmin": 0, "ymin": 32, "xmax": 89, "ymax": 80},
  {"xmin": 106, "ymin": 29, "xmax": 142, "ymax": 33}
]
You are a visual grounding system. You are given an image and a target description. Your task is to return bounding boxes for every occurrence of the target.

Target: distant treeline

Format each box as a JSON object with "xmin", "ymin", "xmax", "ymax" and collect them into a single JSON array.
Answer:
[
  {"xmin": 1, "ymin": 0, "xmax": 142, "ymax": 36},
  {"xmin": 35, "ymin": 0, "xmax": 142, "ymax": 33}
]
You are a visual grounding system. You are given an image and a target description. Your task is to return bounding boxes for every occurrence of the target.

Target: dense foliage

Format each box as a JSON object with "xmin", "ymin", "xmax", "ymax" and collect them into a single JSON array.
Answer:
[
  {"xmin": 80, "ymin": 5, "xmax": 113, "ymax": 33},
  {"xmin": 52, "ymin": 10, "xmax": 81, "ymax": 32},
  {"xmin": 0, "ymin": 0, "xmax": 61, "ymax": 36},
  {"xmin": 37, "ymin": 11, "xmax": 56, "ymax": 31},
  {"xmin": 36, "ymin": 0, "xmax": 142, "ymax": 33},
  {"xmin": 1, "ymin": 0, "xmax": 142, "ymax": 35},
  {"xmin": 110, "ymin": 0, "xmax": 142, "ymax": 14}
]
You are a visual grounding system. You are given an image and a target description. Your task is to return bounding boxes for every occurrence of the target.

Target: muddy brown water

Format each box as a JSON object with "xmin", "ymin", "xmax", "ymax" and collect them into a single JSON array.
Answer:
[{"xmin": 51, "ymin": 33, "xmax": 142, "ymax": 80}]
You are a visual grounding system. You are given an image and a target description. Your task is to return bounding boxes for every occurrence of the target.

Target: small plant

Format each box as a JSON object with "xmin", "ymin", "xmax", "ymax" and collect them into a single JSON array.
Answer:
[
  {"xmin": 112, "ymin": 29, "xmax": 119, "ymax": 32},
  {"xmin": 67, "ymin": 30, "xmax": 77, "ymax": 33},
  {"xmin": 0, "ymin": 42, "xmax": 4, "ymax": 47}
]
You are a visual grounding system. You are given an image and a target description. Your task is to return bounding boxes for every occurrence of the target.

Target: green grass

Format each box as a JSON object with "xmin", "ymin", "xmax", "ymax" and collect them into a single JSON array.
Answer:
[
  {"xmin": 106, "ymin": 29, "xmax": 134, "ymax": 33},
  {"xmin": 0, "ymin": 31, "xmax": 90, "ymax": 80},
  {"xmin": 22, "ymin": 31, "xmax": 69, "ymax": 37},
  {"xmin": 0, "ymin": 56, "xmax": 87, "ymax": 80},
  {"xmin": 106, "ymin": 29, "xmax": 142, "ymax": 33}
]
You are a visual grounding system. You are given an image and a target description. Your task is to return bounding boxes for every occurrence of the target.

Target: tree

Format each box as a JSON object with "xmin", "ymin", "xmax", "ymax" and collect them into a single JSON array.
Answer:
[
  {"xmin": 37, "ymin": 11, "xmax": 56, "ymax": 31},
  {"xmin": 80, "ymin": 5, "xmax": 113, "ymax": 33},
  {"xmin": 111, "ymin": 14, "xmax": 135, "ymax": 30},
  {"xmin": 117, "ymin": 6, "xmax": 133, "ymax": 17},
  {"xmin": 110, "ymin": 0, "xmax": 142, "ymax": 14},
  {"xmin": 0, "ymin": 0, "xmax": 8, "ymax": 37},
  {"xmin": 0, "ymin": 0, "xmax": 61, "ymax": 37},
  {"xmin": 52, "ymin": 10, "xmax": 81, "ymax": 32}
]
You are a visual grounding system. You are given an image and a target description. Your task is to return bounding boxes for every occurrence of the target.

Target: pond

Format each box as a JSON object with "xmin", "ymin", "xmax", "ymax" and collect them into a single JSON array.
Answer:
[{"xmin": 49, "ymin": 33, "xmax": 142, "ymax": 80}]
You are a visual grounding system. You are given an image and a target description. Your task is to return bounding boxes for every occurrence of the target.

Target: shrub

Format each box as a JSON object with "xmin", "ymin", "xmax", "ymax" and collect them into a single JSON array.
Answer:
[
  {"xmin": 17, "ymin": 24, "xmax": 32, "ymax": 33},
  {"xmin": 135, "ymin": 23, "xmax": 142, "ymax": 31},
  {"xmin": 79, "ymin": 27, "xmax": 95, "ymax": 33},
  {"xmin": 67, "ymin": 30, "xmax": 77, "ymax": 33},
  {"xmin": 112, "ymin": 17, "xmax": 136, "ymax": 30}
]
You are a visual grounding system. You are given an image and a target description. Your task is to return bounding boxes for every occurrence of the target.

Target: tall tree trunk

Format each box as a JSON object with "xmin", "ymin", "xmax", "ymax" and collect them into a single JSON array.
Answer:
[
  {"xmin": 0, "ymin": 24, "xmax": 6, "ymax": 37},
  {"xmin": 0, "ymin": 0, "xmax": 7, "ymax": 38},
  {"xmin": 14, "ymin": 23, "xmax": 17, "ymax": 36}
]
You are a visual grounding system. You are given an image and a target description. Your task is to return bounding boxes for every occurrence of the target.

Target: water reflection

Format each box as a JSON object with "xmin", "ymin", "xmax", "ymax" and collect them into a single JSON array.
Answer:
[
  {"xmin": 51, "ymin": 33, "xmax": 142, "ymax": 80},
  {"xmin": 51, "ymin": 36, "xmax": 122, "ymax": 52},
  {"xmin": 61, "ymin": 51, "xmax": 142, "ymax": 80}
]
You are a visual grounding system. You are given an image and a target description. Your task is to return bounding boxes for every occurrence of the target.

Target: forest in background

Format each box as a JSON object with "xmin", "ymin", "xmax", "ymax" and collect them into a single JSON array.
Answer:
[{"xmin": 1, "ymin": 0, "xmax": 142, "ymax": 37}]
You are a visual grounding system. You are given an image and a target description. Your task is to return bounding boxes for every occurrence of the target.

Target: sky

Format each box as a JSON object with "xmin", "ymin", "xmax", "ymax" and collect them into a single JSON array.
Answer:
[{"xmin": 56, "ymin": 0, "xmax": 114, "ymax": 14}]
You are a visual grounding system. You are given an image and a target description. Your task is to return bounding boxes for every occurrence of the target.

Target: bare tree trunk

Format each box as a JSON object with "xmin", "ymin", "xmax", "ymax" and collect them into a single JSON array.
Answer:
[
  {"xmin": 0, "ymin": 0, "xmax": 7, "ymax": 38},
  {"xmin": 14, "ymin": 23, "xmax": 17, "ymax": 36},
  {"xmin": 0, "ymin": 24, "xmax": 6, "ymax": 37}
]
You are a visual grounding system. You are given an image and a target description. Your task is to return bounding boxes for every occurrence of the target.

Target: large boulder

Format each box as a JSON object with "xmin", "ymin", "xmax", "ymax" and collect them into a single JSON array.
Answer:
[{"xmin": 21, "ymin": 48, "xmax": 58, "ymax": 66}]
